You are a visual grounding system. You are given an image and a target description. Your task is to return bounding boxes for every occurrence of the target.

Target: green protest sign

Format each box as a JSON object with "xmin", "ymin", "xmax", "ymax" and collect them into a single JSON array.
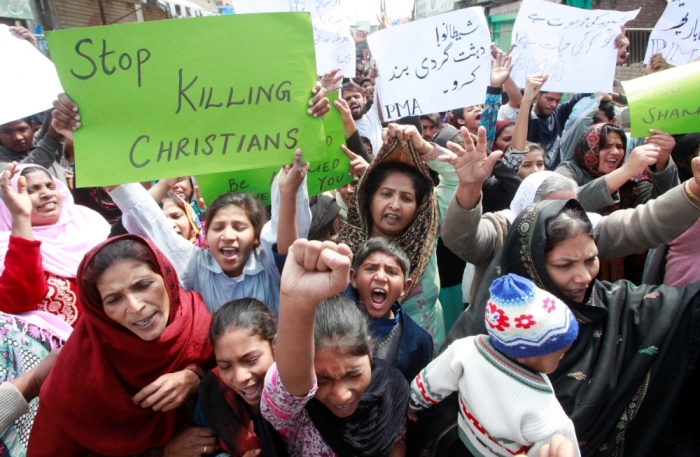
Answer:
[
  {"xmin": 45, "ymin": 13, "xmax": 326, "ymax": 187},
  {"xmin": 622, "ymin": 61, "xmax": 700, "ymax": 138},
  {"xmin": 196, "ymin": 91, "xmax": 352, "ymax": 206}
]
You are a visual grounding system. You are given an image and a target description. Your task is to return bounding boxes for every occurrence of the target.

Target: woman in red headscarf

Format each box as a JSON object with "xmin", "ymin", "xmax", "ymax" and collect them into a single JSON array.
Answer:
[{"xmin": 28, "ymin": 235, "xmax": 217, "ymax": 456}]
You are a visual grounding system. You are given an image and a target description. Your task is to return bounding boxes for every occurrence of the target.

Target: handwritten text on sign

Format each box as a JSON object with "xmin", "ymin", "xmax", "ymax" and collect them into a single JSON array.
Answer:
[
  {"xmin": 195, "ymin": 92, "xmax": 351, "ymax": 205},
  {"xmin": 368, "ymin": 7, "xmax": 491, "ymax": 121},
  {"xmin": 45, "ymin": 14, "xmax": 325, "ymax": 188},
  {"xmin": 510, "ymin": 0, "xmax": 638, "ymax": 93},
  {"xmin": 645, "ymin": 0, "xmax": 699, "ymax": 67},
  {"xmin": 622, "ymin": 60, "xmax": 700, "ymax": 138}
]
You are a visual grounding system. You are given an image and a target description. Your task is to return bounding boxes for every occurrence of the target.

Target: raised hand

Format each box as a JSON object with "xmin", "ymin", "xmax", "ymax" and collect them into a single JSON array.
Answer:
[
  {"xmin": 490, "ymin": 49, "xmax": 513, "ymax": 88},
  {"xmin": 644, "ymin": 129, "xmax": 675, "ymax": 171},
  {"xmin": 441, "ymin": 126, "xmax": 503, "ymax": 187},
  {"xmin": 51, "ymin": 93, "xmax": 80, "ymax": 141},
  {"xmin": 9, "ymin": 26, "xmax": 37, "ymax": 48},
  {"xmin": 623, "ymin": 144, "xmax": 660, "ymax": 177},
  {"xmin": 648, "ymin": 53, "xmax": 671, "ymax": 73},
  {"xmin": 280, "ymin": 239, "xmax": 353, "ymax": 307},
  {"xmin": 334, "ymin": 98, "xmax": 358, "ymax": 139},
  {"xmin": 278, "ymin": 149, "xmax": 308, "ymax": 194},
  {"xmin": 382, "ymin": 123, "xmax": 433, "ymax": 153},
  {"xmin": 0, "ymin": 162, "xmax": 33, "ymax": 221},
  {"xmin": 193, "ymin": 185, "xmax": 207, "ymax": 210},
  {"xmin": 377, "ymin": 13, "xmax": 389, "ymax": 29},
  {"xmin": 342, "ymin": 145, "xmax": 370, "ymax": 176},
  {"xmin": 308, "ymin": 82, "xmax": 330, "ymax": 118},
  {"xmin": 615, "ymin": 26, "xmax": 630, "ymax": 66},
  {"xmin": 523, "ymin": 74, "xmax": 549, "ymax": 101},
  {"xmin": 320, "ymin": 68, "xmax": 343, "ymax": 92}
]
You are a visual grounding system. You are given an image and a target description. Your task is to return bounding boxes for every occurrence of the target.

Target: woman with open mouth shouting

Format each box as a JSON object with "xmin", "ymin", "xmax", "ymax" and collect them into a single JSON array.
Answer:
[
  {"xmin": 555, "ymin": 124, "xmax": 678, "ymax": 283},
  {"xmin": 28, "ymin": 235, "xmax": 217, "ymax": 456},
  {"xmin": 0, "ymin": 162, "xmax": 110, "ymax": 326}
]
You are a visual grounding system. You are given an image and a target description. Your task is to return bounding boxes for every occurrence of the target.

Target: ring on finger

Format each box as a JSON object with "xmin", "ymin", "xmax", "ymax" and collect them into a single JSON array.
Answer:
[{"xmin": 203, "ymin": 445, "xmax": 207, "ymax": 453}]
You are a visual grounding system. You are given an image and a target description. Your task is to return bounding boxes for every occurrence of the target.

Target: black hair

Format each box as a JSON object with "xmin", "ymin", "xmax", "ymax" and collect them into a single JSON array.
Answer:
[
  {"xmin": 204, "ymin": 192, "xmax": 267, "ymax": 241},
  {"xmin": 82, "ymin": 238, "xmax": 159, "ymax": 307},
  {"xmin": 161, "ymin": 191, "xmax": 188, "ymax": 212},
  {"xmin": 209, "ymin": 298, "xmax": 276, "ymax": 347},
  {"xmin": 352, "ymin": 238, "xmax": 411, "ymax": 278},
  {"xmin": 598, "ymin": 124, "xmax": 627, "ymax": 153},
  {"xmin": 395, "ymin": 116, "xmax": 423, "ymax": 134},
  {"xmin": 597, "ymin": 100, "xmax": 617, "ymax": 123},
  {"xmin": 544, "ymin": 207, "xmax": 594, "ymax": 253},
  {"xmin": 341, "ymin": 81, "xmax": 364, "ymax": 96},
  {"xmin": 362, "ymin": 162, "xmax": 432, "ymax": 230},
  {"xmin": 419, "ymin": 113, "xmax": 440, "ymax": 125},
  {"xmin": 314, "ymin": 295, "xmax": 371, "ymax": 357}
]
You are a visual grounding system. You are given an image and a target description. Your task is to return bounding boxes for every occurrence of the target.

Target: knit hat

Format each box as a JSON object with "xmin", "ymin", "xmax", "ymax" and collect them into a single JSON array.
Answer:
[{"xmin": 485, "ymin": 274, "xmax": 578, "ymax": 359}]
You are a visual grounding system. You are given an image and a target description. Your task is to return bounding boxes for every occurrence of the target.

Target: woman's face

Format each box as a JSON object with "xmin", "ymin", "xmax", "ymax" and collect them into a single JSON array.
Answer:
[
  {"xmin": 161, "ymin": 199, "xmax": 192, "ymax": 241},
  {"xmin": 313, "ymin": 348, "xmax": 372, "ymax": 418},
  {"xmin": 206, "ymin": 205, "xmax": 259, "ymax": 278},
  {"xmin": 494, "ymin": 125, "xmax": 514, "ymax": 153},
  {"xmin": 97, "ymin": 260, "xmax": 170, "ymax": 341},
  {"xmin": 24, "ymin": 170, "xmax": 63, "ymax": 226},
  {"xmin": 214, "ymin": 328, "xmax": 275, "ymax": 407},
  {"xmin": 369, "ymin": 172, "xmax": 418, "ymax": 239},
  {"xmin": 518, "ymin": 149, "xmax": 546, "ymax": 180},
  {"xmin": 338, "ymin": 175, "xmax": 360, "ymax": 206},
  {"xmin": 170, "ymin": 177, "xmax": 193, "ymax": 202},
  {"xmin": 545, "ymin": 233, "xmax": 599, "ymax": 303},
  {"xmin": 597, "ymin": 132, "xmax": 625, "ymax": 175}
]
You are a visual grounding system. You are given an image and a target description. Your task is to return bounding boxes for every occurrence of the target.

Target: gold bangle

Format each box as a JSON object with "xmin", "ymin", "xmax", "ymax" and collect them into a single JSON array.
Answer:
[{"xmin": 684, "ymin": 180, "xmax": 700, "ymax": 203}]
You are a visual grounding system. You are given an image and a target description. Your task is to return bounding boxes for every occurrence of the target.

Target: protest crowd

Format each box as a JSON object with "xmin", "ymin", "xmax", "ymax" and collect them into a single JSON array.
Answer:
[{"xmin": 1, "ymin": 1, "xmax": 700, "ymax": 456}]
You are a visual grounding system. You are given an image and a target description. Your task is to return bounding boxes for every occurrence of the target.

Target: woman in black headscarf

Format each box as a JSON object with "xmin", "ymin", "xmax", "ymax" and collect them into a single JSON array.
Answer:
[{"xmin": 407, "ymin": 134, "xmax": 700, "ymax": 457}]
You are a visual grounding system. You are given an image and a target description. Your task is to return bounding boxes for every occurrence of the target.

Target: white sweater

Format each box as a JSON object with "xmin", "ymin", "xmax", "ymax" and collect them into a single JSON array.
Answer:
[{"xmin": 409, "ymin": 335, "xmax": 580, "ymax": 457}]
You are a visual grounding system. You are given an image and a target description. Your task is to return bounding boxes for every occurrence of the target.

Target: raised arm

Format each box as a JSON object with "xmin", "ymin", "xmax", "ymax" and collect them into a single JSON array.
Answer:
[
  {"xmin": 482, "ymin": 52, "xmax": 513, "ymax": 151},
  {"xmin": 276, "ymin": 150, "xmax": 308, "ymax": 255},
  {"xmin": 276, "ymin": 239, "xmax": 353, "ymax": 396}
]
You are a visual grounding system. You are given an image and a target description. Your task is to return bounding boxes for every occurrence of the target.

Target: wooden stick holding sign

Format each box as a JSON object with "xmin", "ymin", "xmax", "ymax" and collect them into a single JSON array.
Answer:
[{"xmin": 46, "ymin": 13, "xmax": 326, "ymax": 188}]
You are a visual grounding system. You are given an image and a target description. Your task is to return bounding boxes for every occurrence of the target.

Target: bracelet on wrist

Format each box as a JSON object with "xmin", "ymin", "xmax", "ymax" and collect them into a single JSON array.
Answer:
[{"xmin": 684, "ymin": 180, "xmax": 700, "ymax": 203}]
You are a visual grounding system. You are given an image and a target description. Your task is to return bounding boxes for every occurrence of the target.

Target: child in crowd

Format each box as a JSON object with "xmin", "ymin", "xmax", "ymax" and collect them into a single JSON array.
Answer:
[
  {"xmin": 345, "ymin": 238, "xmax": 432, "ymax": 381},
  {"xmin": 409, "ymin": 273, "xmax": 580, "ymax": 457},
  {"xmin": 263, "ymin": 239, "xmax": 409, "ymax": 456},
  {"xmin": 195, "ymin": 298, "xmax": 288, "ymax": 457}
]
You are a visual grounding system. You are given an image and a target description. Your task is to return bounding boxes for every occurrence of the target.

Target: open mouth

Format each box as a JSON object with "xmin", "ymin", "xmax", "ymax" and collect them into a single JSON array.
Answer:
[
  {"xmin": 475, "ymin": 114, "xmax": 482, "ymax": 121},
  {"xmin": 220, "ymin": 247, "xmax": 239, "ymax": 261},
  {"xmin": 38, "ymin": 201, "xmax": 57, "ymax": 211},
  {"xmin": 133, "ymin": 313, "xmax": 156, "ymax": 329},
  {"xmin": 240, "ymin": 383, "xmax": 262, "ymax": 400},
  {"xmin": 383, "ymin": 214, "xmax": 400, "ymax": 225},
  {"xmin": 334, "ymin": 402, "xmax": 354, "ymax": 413},
  {"xmin": 370, "ymin": 288, "xmax": 388, "ymax": 310}
]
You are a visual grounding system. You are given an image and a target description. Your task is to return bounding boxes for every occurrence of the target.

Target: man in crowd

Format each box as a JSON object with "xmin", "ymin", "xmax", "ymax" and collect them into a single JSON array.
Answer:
[
  {"xmin": 342, "ymin": 81, "xmax": 383, "ymax": 156},
  {"xmin": 0, "ymin": 116, "xmax": 67, "ymax": 184}
]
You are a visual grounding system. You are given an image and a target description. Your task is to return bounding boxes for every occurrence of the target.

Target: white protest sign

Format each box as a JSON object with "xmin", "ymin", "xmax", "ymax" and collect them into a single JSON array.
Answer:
[
  {"xmin": 231, "ymin": 0, "xmax": 355, "ymax": 77},
  {"xmin": 231, "ymin": 0, "xmax": 290, "ymax": 13},
  {"xmin": 644, "ymin": 0, "xmax": 700, "ymax": 66},
  {"xmin": 289, "ymin": 0, "xmax": 355, "ymax": 77},
  {"xmin": 368, "ymin": 7, "xmax": 491, "ymax": 121},
  {"xmin": 0, "ymin": 25, "xmax": 64, "ymax": 125},
  {"xmin": 509, "ymin": 0, "xmax": 638, "ymax": 93}
]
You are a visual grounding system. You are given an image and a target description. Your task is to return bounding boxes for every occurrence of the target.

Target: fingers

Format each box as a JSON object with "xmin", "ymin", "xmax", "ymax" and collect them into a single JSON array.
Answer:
[
  {"xmin": 692, "ymin": 156, "xmax": 700, "ymax": 182},
  {"xmin": 243, "ymin": 450, "xmax": 262, "ymax": 457},
  {"xmin": 316, "ymin": 240, "xmax": 340, "ymax": 272},
  {"xmin": 132, "ymin": 380, "xmax": 160, "ymax": 405},
  {"xmin": 16, "ymin": 176, "xmax": 27, "ymax": 195},
  {"xmin": 309, "ymin": 83, "xmax": 329, "ymax": 118},
  {"xmin": 445, "ymin": 140, "xmax": 465, "ymax": 157},
  {"xmin": 341, "ymin": 144, "xmax": 358, "ymax": 160},
  {"xmin": 461, "ymin": 126, "xmax": 476, "ymax": 152},
  {"xmin": 292, "ymin": 149, "xmax": 303, "ymax": 170}
]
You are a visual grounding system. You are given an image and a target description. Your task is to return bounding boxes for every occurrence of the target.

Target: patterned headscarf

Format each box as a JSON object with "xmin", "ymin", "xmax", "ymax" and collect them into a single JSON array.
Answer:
[
  {"xmin": 336, "ymin": 139, "xmax": 439, "ymax": 298},
  {"xmin": 573, "ymin": 123, "xmax": 649, "ymax": 215}
]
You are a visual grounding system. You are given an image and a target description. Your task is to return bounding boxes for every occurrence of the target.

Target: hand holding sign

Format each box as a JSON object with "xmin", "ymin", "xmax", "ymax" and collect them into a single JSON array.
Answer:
[
  {"xmin": 278, "ymin": 150, "xmax": 309, "ymax": 195},
  {"xmin": 51, "ymin": 93, "xmax": 80, "ymax": 140}
]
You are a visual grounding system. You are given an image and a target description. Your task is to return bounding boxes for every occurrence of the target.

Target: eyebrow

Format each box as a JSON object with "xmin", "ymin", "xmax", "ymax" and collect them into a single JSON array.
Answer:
[{"xmin": 317, "ymin": 367, "xmax": 362, "ymax": 380}]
